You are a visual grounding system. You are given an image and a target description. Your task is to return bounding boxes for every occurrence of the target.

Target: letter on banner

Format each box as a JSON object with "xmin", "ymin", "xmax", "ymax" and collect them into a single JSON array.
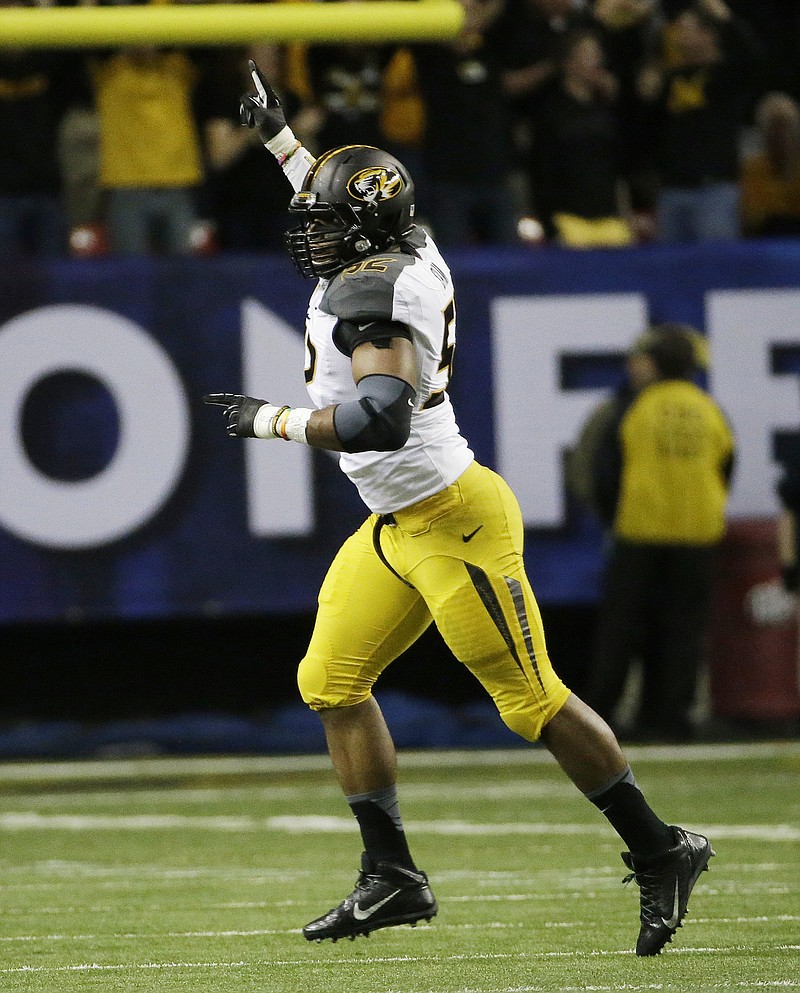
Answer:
[
  {"xmin": 241, "ymin": 298, "xmax": 314, "ymax": 537},
  {"xmin": 0, "ymin": 304, "xmax": 189, "ymax": 549},
  {"xmin": 491, "ymin": 294, "xmax": 647, "ymax": 527},
  {"xmin": 708, "ymin": 289, "xmax": 800, "ymax": 517}
]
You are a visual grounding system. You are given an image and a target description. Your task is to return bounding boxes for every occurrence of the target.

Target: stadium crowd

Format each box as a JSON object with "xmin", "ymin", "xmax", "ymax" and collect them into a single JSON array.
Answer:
[{"xmin": 1, "ymin": 0, "xmax": 800, "ymax": 255}]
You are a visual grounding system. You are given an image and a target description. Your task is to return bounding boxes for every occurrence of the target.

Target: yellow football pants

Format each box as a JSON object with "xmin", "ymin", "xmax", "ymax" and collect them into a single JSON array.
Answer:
[{"xmin": 297, "ymin": 461, "xmax": 571, "ymax": 741}]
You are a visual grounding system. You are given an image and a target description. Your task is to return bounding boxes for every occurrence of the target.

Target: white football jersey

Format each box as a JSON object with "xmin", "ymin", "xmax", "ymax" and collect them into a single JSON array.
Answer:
[{"xmin": 302, "ymin": 227, "xmax": 474, "ymax": 514}]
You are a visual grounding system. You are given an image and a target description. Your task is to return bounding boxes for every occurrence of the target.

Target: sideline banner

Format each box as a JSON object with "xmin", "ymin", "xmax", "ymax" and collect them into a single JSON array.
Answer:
[{"xmin": 1, "ymin": 241, "xmax": 800, "ymax": 621}]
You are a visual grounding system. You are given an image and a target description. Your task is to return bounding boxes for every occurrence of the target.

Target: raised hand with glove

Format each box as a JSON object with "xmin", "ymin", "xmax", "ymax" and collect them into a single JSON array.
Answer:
[{"xmin": 239, "ymin": 60, "xmax": 315, "ymax": 189}]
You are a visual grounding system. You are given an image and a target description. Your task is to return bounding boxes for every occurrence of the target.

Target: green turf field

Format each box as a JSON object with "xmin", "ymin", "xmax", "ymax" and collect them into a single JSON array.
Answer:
[{"xmin": 0, "ymin": 741, "xmax": 798, "ymax": 992}]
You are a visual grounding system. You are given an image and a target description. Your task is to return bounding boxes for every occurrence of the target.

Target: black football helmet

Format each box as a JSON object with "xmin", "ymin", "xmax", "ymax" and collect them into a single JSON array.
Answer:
[{"xmin": 286, "ymin": 145, "xmax": 416, "ymax": 279}]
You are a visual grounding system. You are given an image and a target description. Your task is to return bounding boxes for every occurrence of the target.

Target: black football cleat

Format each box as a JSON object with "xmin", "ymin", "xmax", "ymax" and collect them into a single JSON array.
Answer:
[
  {"xmin": 622, "ymin": 826, "xmax": 715, "ymax": 956},
  {"xmin": 302, "ymin": 853, "xmax": 438, "ymax": 942}
]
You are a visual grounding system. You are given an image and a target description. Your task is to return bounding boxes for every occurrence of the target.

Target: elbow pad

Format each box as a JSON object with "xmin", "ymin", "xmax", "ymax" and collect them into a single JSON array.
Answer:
[{"xmin": 333, "ymin": 374, "xmax": 415, "ymax": 453}]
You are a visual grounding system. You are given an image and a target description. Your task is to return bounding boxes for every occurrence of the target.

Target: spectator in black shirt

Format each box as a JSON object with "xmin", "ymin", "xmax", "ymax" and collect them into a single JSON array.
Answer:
[
  {"xmin": 493, "ymin": 0, "xmax": 658, "ymax": 232},
  {"xmin": 532, "ymin": 26, "xmax": 634, "ymax": 246},
  {"xmin": 412, "ymin": 0, "xmax": 519, "ymax": 245},
  {"xmin": 304, "ymin": 41, "xmax": 395, "ymax": 153},
  {"xmin": 673, "ymin": 0, "xmax": 800, "ymax": 102},
  {"xmin": 495, "ymin": 0, "xmax": 576, "ymax": 116},
  {"xmin": 637, "ymin": 0, "xmax": 762, "ymax": 242}
]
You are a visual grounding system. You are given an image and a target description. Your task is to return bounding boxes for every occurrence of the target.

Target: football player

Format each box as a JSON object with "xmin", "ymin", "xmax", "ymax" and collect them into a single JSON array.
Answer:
[{"xmin": 205, "ymin": 62, "xmax": 714, "ymax": 953}]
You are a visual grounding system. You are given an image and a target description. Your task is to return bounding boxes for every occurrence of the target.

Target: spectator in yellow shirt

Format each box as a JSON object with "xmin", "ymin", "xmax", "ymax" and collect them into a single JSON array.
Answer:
[
  {"xmin": 89, "ymin": 14, "xmax": 204, "ymax": 256},
  {"xmin": 740, "ymin": 91, "xmax": 800, "ymax": 238}
]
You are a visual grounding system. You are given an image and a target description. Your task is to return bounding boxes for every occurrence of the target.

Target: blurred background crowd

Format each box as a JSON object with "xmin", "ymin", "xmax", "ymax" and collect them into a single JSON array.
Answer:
[
  {"xmin": 3, "ymin": 0, "xmax": 800, "ymax": 752},
  {"xmin": 3, "ymin": 0, "xmax": 800, "ymax": 258}
]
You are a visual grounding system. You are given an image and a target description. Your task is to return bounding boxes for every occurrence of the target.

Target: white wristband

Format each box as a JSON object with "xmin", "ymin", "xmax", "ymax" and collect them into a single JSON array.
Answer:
[
  {"xmin": 265, "ymin": 124, "xmax": 300, "ymax": 159},
  {"xmin": 253, "ymin": 403, "xmax": 312, "ymax": 444},
  {"xmin": 282, "ymin": 407, "xmax": 313, "ymax": 445},
  {"xmin": 264, "ymin": 126, "xmax": 315, "ymax": 191},
  {"xmin": 252, "ymin": 403, "xmax": 285, "ymax": 439}
]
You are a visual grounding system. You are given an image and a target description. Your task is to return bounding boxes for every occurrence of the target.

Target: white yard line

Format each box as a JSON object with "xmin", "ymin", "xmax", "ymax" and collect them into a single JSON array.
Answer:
[
  {"xmin": 1, "ymin": 916, "xmax": 798, "ymax": 945},
  {"xmin": 0, "ymin": 779, "xmax": 573, "ymax": 806},
  {"xmin": 1, "ymin": 811, "xmax": 798, "ymax": 842},
  {"xmin": 452, "ymin": 985, "xmax": 800, "ymax": 993},
  {"xmin": 0, "ymin": 741, "xmax": 798, "ymax": 785},
  {"xmin": 1, "ymin": 945, "xmax": 799, "ymax": 975}
]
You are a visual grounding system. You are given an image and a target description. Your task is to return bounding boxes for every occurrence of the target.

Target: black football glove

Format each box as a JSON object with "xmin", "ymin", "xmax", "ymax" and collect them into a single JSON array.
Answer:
[
  {"xmin": 204, "ymin": 393, "xmax": 270, "ymax": 438},
  {"xmin": 239, "ymin": 60, "xmax": 287, "ymax": 142}
]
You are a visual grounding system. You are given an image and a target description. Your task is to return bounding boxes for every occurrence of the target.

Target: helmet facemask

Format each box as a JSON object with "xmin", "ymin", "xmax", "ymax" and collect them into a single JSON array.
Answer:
[{"xmin": 286, "ymin": 193, "xmax": 377, "ymax": 279}]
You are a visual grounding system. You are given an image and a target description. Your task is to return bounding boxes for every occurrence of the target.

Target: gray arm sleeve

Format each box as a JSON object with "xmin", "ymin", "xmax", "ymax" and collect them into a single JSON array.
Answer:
[{"xmin": 333, "ymin": 374, "xmax": 416, "ymax": 453}]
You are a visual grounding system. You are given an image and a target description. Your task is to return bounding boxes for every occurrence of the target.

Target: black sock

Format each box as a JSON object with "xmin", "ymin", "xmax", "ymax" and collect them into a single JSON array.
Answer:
[
  {"xmin": 586, "ymin": 767, "xmax": 675, "ymax": 858},
  {"xmin": 347, "ymin": 785, "xmax": 417, "ymax": 871}
]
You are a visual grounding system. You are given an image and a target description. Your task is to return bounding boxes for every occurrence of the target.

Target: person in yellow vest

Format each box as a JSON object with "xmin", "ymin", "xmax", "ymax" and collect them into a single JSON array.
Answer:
[
  {"xmin": 88, "ymin": 0, "xmax": 204, "ymax": 255},
  {"xmin": 587, "ymin": 323, "xmax": 735, "ymax": 741}
]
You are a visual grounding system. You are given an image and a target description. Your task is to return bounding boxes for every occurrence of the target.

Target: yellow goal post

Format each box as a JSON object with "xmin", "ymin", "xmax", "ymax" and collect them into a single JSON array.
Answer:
[{"xmin": 0, "ymin": 1, "xmax": 464, "ymax": 48}]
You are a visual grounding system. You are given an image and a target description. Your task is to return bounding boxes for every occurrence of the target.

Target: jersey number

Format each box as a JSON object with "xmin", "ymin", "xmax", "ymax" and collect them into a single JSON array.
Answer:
[
  {"xmin": 422, "ymin": 298, "xmax": 456, "ymax": 410},
  {"xmin": 304, "ymin": 329, "xmax": 317, "ymax": 384}
]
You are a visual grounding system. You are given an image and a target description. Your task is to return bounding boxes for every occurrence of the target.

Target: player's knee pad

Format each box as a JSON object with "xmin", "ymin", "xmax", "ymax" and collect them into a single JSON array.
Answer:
[
  {"xmin": 296, "ymin": 653, "xmax": 329, "ymax": 710},
  {"xmin": 296, "ymin": 652, "xmax": 371, "ymax": 711},
  {"xmin": 498, "ymin": 706, "xmax": 546, "ymax": 743},
  {"xmin": 497, "ymin": 692, "xmax": 569, "ymax": 743}
]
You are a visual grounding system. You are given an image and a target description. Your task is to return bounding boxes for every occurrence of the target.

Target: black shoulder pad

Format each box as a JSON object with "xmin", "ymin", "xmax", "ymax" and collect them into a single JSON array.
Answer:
[
  {"xmin": 333, "ymin": 318, "xmax": 413, "ymax": 357},
  {"xmin": 321, "ymin": 253, "xmax": 415, "ymax": 323}
]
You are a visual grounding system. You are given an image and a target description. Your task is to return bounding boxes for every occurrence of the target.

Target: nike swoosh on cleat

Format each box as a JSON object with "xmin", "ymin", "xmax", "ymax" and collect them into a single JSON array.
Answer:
[
  {"xmin": 352, "ymin": 889, "xmax": 402, "ymax": 921},
  {"xmin": 661, "ymin": 879, "xmax": 681, "ymax": 930},
  {"xmin": 462, "ymin": 526, "xmax": 483, "ymax": 543}
]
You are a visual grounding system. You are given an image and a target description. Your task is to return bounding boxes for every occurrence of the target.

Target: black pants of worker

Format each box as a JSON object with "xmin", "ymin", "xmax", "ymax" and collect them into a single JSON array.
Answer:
[{"xmin": 586, "ymin": 539, "xmax": 716, "ymax": 741}]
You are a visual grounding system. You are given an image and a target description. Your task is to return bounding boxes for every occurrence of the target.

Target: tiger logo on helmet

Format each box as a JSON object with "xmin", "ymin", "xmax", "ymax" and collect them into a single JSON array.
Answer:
[{"xmin": 346, "ymin": 167, "xmax": 403, "ymax": 204}]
